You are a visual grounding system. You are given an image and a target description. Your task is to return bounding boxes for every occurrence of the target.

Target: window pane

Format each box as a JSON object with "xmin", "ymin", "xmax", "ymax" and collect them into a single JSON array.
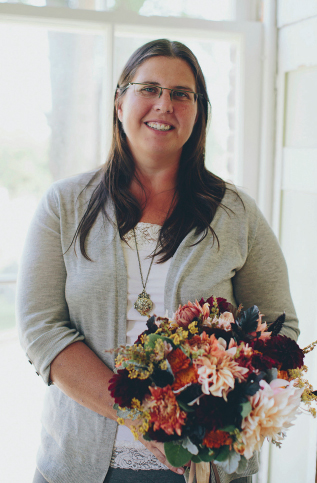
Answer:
[
  {"xmin": 0, "ymin": 284, "xmax": 16, "ymax": 331},
  {"xmin": 0, "ymin": 23, "xmax": 107, "ymax": 329},
  {"xmin": 114, "ymin": 32, "xmax": 239, "ymax": 183},
  {"xmin": 0, "ymin": 0, "xmax": 235, "ymax": 20}
]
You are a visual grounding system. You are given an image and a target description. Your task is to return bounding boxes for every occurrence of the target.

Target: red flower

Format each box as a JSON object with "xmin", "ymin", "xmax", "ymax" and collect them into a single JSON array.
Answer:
[
  {"xmin": 251, "ymin": 335, "xmax": 304, "ymax": 370},
  {"xmin": 203, "ymin": 430, "xmax": 232, "ymax": 449},
  {"xmin": 108, "ymin": 369, "xmax": 150, "ymax": 408}
]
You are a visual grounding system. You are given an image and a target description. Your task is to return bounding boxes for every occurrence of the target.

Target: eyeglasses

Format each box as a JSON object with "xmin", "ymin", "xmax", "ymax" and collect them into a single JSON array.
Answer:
[{"xmin": 125, "ymin": 82, "xmax": 203, "ymax": 103}]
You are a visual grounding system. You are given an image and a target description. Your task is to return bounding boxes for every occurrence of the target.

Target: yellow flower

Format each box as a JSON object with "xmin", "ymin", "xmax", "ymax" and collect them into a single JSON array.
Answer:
[
  {"xmin": 188, "ymin": 321, "xmax": 199, "ymax": 334},
  {"xmin": 117, "ymin": 417, "xmax": 124, "ymax": 425}
]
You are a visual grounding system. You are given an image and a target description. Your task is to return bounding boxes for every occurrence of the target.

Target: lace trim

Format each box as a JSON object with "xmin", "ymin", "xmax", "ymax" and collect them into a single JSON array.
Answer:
[
  {"xmin": 110, "ymin": 441, "xmax": 168, "ymax": 471},
  {"xmin": 123, "ymin": 223, "xmax": 161, "ymax": 250}
]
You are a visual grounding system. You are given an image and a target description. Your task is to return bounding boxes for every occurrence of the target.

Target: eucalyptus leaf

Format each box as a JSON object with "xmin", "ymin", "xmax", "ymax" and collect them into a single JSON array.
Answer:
[
  {"xmin": 182, "ymin": 436, "xmax": 199, "ymax": 455},
  {"xmin": 177, "ymin": 399, "xmax": 195, "ymax": 412},
  {"xmin": 199, "ymin": 448, "xmax": 216, "ymax": 462},
  {"xmin": 145, "ymin": 333, "xmax": 162, "ymax": 349},
  {"xmin": 191, "ymin": 454, "xmax": 202, "ymax": 463},
  {"xmin": 241, "ymin": 401, "xmax": 252, "ymax": 419},
  {"xmin": 213, "ymin": 445, "xmax": 230, "ymax": 462},
  {"xmin": 164, "ymin": 441, "xmax": 191, "ymax": 467},
  {"xmin": 236, "ymin": 455, "xmax": 248, "ymax": 474},
  {"xmin": 265, "ymin": 367, "xmax": 278, "ymax": 383},
  {"xmin": 214, "ymin": 450, "xmax": 241, "ymax": 474},
  {"xmin": 219, "ymin": 425, "xmax": 235, "ymax": 433}
]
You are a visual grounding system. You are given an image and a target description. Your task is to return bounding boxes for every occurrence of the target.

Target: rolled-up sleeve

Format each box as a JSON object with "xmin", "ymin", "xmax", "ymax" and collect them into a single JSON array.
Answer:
[{"xmin": 16, "ymin": 184, "xmax": 84, "ymax": 385}]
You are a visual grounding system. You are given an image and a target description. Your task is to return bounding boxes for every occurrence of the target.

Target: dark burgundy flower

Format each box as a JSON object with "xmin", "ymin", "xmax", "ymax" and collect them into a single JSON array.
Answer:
[
  {"xmin": 108, "ymin": 369, "xmax": 151, "ymax": 408},
  {"xmin": 145, "ymin": 426, "xmax": 182, "ymax": 443},
  {"xmin": 199, "ymin": 296, "xmax": 231, "ymax": 314},
  {"xmin": 251, "ymin": 352, "xmax": 277, "ymax": 372},
  {"xmin": 195, "ymin": 395, "xmax": 235, "ymax": 431},
  {"xmin": 234, "ymin": 352, "xmax": 255, "ymax": 375},
  {"xmin": 251, "ymin": 335, "xmax": 304, "ymax": 370}
]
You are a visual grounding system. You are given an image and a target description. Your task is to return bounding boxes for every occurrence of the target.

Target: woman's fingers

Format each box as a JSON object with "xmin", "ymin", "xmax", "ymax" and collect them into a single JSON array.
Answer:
[{"xmin": 139, "ymin": 438, "xmax": 185, "ymax": 475}]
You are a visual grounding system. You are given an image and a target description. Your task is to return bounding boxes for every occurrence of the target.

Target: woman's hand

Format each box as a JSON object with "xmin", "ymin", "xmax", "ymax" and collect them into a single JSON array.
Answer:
[
  {"xmin": 124, "ymin": 420, "xmax": 185, "ymax": 475},
  {"xmin": 139, "ymin": 433, "xmax": 186, "ymax": 476}
]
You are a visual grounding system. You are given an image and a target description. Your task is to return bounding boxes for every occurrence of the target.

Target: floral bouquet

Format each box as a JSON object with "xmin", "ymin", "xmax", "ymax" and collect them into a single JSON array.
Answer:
[{"xmin": 109, "ymin": 297, "xmax": 317, "ymax": 480}]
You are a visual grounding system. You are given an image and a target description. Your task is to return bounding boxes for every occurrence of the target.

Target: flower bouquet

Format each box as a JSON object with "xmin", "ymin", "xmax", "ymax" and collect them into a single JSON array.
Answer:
[{"xmin": 109, "ymin": 297, "xmax": 317, "ymax": 481}]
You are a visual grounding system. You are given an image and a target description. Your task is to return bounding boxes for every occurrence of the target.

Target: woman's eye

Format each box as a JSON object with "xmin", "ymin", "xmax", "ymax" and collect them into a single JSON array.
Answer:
[
  {"xmin": 141, "ymin": 86, "xmax": 158, "ymax": 94},
  {"xmin": 174, "ymin": 90, "xmax": 190, "ymax": 100}
]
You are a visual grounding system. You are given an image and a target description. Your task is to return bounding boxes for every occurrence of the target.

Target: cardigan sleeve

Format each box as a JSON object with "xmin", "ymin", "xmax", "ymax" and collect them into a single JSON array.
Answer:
[
  {"xmin": 16, "ymin": 184, "xmax": 85, "ymax": 385},
  {"xmin": 232, "ymin": 198, "xmax": 299, "ymax": 341}
]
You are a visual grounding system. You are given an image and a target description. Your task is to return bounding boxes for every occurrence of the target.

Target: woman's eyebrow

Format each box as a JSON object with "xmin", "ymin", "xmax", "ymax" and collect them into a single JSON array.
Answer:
[{"xmin": 139, "ymin": 81, "xmax": 194, "ymax": 91}]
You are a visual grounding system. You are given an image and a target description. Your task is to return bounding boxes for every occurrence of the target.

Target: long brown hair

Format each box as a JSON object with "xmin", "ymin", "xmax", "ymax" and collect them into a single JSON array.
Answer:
[{"xmin": 73, "ymin": 39, "xmax": 232, "ymax": 262}]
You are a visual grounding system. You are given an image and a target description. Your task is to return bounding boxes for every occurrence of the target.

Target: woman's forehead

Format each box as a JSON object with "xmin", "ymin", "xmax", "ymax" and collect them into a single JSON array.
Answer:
[{"xmin": 131, "ymin": 56, "xmax": 196, "ymax": 90}]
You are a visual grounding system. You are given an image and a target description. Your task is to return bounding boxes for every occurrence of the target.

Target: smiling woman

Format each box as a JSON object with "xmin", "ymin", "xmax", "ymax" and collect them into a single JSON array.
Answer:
[
  {"xmin": 16, "ymin": 38, "xmax": 298, "ymax": 483},
  {"xmin": 116, "ymin": 55, "xmax": 199, "ymax": 217}
]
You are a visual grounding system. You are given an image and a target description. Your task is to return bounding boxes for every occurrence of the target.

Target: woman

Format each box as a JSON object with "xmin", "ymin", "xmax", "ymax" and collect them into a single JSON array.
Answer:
[{"xmin": 17, "ymin": 39, "xmax": 299, "ymax": 483}]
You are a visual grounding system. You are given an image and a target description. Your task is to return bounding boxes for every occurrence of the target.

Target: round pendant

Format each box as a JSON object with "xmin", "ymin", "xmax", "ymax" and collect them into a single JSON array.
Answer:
[{"xmin": 134, "ymin": 290, "xmax": 153, "ymax": 316}]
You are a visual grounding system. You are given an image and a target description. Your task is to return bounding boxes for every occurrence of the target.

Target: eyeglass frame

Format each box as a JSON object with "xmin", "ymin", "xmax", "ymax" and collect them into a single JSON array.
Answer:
[{"xmin": 123, "ymin": 82, "xmax": 204, "ymax": 103}]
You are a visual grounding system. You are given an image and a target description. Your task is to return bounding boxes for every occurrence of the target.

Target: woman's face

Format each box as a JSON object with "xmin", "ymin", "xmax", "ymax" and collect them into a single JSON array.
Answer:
[{"xmin": 117, "ymin": 56, "xmax": 198, "ymax": 168}]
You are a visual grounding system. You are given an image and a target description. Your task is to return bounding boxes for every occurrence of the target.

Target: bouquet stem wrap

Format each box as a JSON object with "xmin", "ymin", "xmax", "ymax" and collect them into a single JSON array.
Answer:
[{"xmin": 188, "ymin": 462, "xmax": 211, "ymax": 483}]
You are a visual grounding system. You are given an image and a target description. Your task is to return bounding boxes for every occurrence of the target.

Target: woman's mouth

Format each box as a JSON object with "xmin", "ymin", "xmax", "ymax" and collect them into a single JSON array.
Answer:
[{"xmin": 145, "ymin": 122, "xmax": 173, "ymax": 131}]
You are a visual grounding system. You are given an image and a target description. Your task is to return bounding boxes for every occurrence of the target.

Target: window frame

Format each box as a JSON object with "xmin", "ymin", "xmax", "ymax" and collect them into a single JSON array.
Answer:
[{"xmin": 0, "ymin": 2, "xmax": 263, "ymax": 284}]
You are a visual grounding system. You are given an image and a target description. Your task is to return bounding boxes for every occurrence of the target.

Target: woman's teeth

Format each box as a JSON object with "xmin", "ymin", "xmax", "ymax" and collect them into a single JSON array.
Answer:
[{"xmin": 146, "ymin": 122, "xmax": 172, "ymax": 131}]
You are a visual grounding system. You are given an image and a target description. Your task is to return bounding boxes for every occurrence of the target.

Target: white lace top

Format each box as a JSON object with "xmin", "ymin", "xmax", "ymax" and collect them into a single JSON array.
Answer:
[{"xmin": 111, "ymin": 223, "xmax": 171, "ymax": 470}]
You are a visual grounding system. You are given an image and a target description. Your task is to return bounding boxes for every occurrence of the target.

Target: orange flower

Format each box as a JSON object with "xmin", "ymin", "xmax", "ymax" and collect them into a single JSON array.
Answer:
[
  {"xmin": 278, "ymin": 370, "xmax": 290, "ymax": 380},
  {"xmin": 167, "ymin": 348, "xmax": 191, "ymax": 374},
  {"xmin": 172, "ymin": 364, "xmax": 199, "ymax": 392},
  {"xmin": 203, "ymin": 430, "xmax": 232, "ymax": 449},
  {"xmin": 147, "ymin": 386, "xmax": 187, "ymax": 436}
]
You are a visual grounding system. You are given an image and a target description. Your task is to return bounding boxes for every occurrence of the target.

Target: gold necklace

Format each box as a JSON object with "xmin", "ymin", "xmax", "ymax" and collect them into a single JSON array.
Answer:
[{"xmin": 133, "ymin": 227, "xmax": 160, "ymax": 317}]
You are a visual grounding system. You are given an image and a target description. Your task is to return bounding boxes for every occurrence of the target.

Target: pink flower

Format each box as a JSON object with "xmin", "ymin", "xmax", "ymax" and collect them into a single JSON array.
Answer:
[
  {"xmin": 217, "ymin": 312, "xmax": 235, "ymax": 331},
  {"xmin": 250, "ymin": 313, "xmax": 271, "ymax": 341},
  {"xmin": 174, "ymin": 300, "xmax": 207, "ymax": 327},
  {"xmin": 194, "ymin": 352, "xmax": 249, "ymax": 401},
  {"xmin": 241, "ymin": 379, "xmax": 303, "ymax": 459}
]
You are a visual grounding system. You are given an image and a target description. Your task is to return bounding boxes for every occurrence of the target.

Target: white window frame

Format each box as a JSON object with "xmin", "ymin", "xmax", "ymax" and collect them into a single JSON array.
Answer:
[
  {"xmin": 0, "ymin": 3, "xmax": 263, "ymax": 289},
  {"xmin": 0, "ymin": 2, "xmax": 263, "ymax": 195}
]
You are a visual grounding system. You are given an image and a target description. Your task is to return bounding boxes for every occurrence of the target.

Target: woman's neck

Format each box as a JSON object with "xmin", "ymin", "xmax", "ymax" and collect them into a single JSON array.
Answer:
[{"xmin": 129, "ymin": 163, "xmax": 178, "ymax": 225}]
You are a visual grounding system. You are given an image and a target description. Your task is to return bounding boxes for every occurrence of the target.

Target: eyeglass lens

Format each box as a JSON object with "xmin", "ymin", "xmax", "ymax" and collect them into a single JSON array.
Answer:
[{"xmin": 133, "ymin": 84, "xmax": 196, "ymax": 102}]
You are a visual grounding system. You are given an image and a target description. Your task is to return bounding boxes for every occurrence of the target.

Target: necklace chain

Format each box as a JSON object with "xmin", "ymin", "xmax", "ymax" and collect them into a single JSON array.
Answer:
[{"xmin": 133, "ymin": 227, "xmax": 160, "ymax": 316}]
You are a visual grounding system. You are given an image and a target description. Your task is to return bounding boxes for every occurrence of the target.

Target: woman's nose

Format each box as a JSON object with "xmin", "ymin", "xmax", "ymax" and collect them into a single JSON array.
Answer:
[{"xmin": 153, "ymin": 89, "xmax": 174, "ymax": 113}]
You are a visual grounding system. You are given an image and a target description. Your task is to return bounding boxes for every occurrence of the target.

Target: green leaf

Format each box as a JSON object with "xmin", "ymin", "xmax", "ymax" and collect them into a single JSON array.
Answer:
[
  {"xmin": 215, "ymin": 450, "xmax": 241, "ymax": 474},
  {"xmin": 182, "ymin": 436, "xmax": 199, "ymax": 455},
  {"xmin": 219, "ymin": 425, "xmax": 235, "ymax": 433},
  {"xmin": 144, "ymin": 334, "xmax": 162, "ymax": 349},
  {"xmin": 236, "ymin": 455, "xmax": 248, "ymax": 474},
  {"xmin": 164, "ymin": 441, "xmax": 192, "ymax": 467},
  {"xmin": 241, "ymin": 401, "xmax": 252, "ymax": 419},
  {"xmin": 191, "ymin": 454, "xmax": 202, "ymax": 463},
  {"xmin": 177, "ymin": 399, "xmax": 195, "ymax": 412},
  {"xmin": 198, "ymin": 447, "xmax": 216, "ymax": 462},
  {"xmin": 214, "ymin": 445, "xmax": 230, "ymax": 462}
]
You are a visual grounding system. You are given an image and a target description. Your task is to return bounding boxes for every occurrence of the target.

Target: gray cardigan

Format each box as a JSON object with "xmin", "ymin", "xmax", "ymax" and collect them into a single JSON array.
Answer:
[{"xmin": 16, "ymin": 170, "xmax": 299, "ymax": 483}]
